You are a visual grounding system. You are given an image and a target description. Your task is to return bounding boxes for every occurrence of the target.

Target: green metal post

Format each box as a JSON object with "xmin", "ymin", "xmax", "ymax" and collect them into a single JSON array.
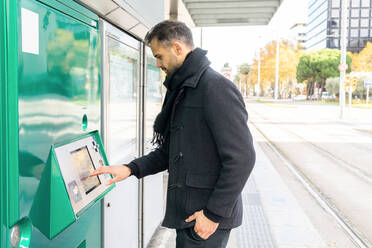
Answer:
[{"xmin": 1, "ymin": 0, "xmax": 20, "ymax": 246}]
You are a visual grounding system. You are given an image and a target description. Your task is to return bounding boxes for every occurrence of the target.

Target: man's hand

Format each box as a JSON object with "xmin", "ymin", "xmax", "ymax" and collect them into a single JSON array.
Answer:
[
  {"xmin": 89, "ymin": 165, "xmax": 131, "ymax": 185},
  {"xmin": 185, "ymin": 210, "xmax": 219, "ymax": 240}
]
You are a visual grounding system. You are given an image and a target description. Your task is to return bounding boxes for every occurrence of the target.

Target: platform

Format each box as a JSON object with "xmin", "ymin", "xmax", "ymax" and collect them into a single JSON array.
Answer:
[{"xmin": 148, "ymin": 139, "xmax": 327, "ymax": 248}]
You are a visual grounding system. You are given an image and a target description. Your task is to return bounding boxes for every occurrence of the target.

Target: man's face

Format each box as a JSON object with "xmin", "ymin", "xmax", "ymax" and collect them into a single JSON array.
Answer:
[{"xmin": 150, "ymin": 38, "xmax": 180, "ymax": 76}]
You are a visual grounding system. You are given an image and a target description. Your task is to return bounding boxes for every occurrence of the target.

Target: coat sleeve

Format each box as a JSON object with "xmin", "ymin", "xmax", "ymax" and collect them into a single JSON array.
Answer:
[
  {"xmin": 202, "ymin": 76, "xmax": 256, "ymax": 222},
  {"xmin": 127, "ymin": 144, "xmax": 169, "ymax": 179}
]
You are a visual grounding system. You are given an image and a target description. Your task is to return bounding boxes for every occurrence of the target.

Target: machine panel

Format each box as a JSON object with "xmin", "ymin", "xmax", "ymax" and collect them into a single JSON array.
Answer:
[{"xmin": 54, "ymin": 135, "xmax": 113, "ymax": 216}]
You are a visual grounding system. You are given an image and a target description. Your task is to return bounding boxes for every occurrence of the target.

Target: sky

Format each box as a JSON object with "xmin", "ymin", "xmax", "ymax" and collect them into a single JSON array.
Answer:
[{"xmin": 191, "ymin": 0, "xmax": 309, "ymax": 75}]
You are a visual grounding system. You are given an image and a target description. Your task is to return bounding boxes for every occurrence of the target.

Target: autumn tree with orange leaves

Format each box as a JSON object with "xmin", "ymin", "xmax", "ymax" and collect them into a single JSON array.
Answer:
[
  {"xmin": 351, "ymin": 42, "xmax": 372, "ymax": 72},
  {"xmin": 249, "ymin": 40, "xmax": 302, "ymax": 97}
]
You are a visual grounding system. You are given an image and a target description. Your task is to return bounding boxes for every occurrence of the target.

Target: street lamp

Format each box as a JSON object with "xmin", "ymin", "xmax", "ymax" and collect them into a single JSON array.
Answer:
[
  {"xmin": 274, "ymin": 37, "xmax": 280, "ymax": 100},
  {"xmin": 257, "ymin": 47, "xmax": 261, "ymax": 97},
  {"xmin": 339, "ymin": 0, "xmax": 350, "ymax": 119}
]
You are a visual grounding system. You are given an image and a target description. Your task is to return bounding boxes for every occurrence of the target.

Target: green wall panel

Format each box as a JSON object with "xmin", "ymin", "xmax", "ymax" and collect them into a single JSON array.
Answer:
[{"xmin": 17, "ymin": 0, "xmax": 102, "ymax": 247}]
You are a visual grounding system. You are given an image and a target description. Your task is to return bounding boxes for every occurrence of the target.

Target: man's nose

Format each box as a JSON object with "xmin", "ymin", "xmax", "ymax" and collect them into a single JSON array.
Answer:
[{"xmin": 156, "ymin": 60, "xmax": 162, "ymax": 68}]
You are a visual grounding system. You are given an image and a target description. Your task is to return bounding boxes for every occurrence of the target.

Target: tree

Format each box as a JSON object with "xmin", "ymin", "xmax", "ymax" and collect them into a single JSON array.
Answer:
[
  {"xmin": 236, "ymin": 63, "xmax": 251, "ymax": 96},
  {"xmin": 250, "ymin": 40, "xmax": 302, "ymax": 97},
  {"xmin": 325, "ymin": 77, "xmax": 339, "ymax": 96},
  {"xmin": 238, "ymin": 63, "xmax": 250, "ymax": 75},
  {"xmin": 296, "ymin": 49, "xmax": 352, "ymax": 99},
  {"xmin": 351, "ymin": 42, "xmax": 372, "ymax": 72}
]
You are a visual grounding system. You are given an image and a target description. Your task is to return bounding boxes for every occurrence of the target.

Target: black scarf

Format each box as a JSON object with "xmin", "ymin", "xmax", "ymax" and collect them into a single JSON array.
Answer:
[{"xmin": 152, "ymin": 48, "xmax": 209, "ymax": 149}]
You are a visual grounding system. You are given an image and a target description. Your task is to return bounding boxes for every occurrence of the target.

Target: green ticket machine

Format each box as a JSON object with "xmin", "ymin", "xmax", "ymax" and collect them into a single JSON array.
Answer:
[
  {"xmin": 1, "ymin": 0, "xmax": 113, "ymax": 247},
  {"xmin": 30, "ymin": 131, "xmax": 115, "ymax": 240}
]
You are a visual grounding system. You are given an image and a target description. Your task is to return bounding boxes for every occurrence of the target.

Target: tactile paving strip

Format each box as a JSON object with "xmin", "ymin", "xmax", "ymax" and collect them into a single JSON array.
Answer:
[{"xmin": 237, "ymin": 177, "xmax": 277, "ymax": 248}]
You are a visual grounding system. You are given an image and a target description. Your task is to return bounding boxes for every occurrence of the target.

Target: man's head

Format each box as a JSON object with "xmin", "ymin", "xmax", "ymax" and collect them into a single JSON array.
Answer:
[{"xmin": 145, "ymin": 20, "xmax": 194, "ymax": 76}]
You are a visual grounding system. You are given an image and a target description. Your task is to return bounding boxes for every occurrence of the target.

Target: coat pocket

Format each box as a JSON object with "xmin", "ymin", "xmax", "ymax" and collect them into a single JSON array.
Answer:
[{"xmin": 185, "ymin": 172, "xmax": 219, "ymax": 213}]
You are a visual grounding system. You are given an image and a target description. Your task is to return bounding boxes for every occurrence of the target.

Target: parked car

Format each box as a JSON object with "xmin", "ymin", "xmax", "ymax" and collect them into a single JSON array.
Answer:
[
  {"xmin": 294, "ymin": 94, "xmax": 307, "ymax": 100},
  {"xmin": 321, "ymin": 92, "xmax": 336, "ymax": 99}
]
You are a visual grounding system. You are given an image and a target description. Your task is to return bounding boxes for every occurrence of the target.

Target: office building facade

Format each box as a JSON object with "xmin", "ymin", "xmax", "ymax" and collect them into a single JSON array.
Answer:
[{"xmin": 306, "ymin": 0, "xmax": 372, "ymax": 53}]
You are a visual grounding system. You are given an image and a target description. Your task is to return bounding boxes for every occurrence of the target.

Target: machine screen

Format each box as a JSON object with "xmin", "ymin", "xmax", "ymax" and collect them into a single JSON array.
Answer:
[{"xmin": 71, "ymin": 146, "xmax": 101, "ymax": 194}]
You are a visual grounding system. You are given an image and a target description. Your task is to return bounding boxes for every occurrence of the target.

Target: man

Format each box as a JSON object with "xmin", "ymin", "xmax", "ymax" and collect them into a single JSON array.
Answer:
[{"xmin": 90, "ymin": 20, "xmax": 256, "ymax": 248}]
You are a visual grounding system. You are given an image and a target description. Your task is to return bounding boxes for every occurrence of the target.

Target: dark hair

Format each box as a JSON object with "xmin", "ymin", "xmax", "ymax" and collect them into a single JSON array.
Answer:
[{"xmin": 145, "ymin": 20, "xmax": 194, "ymax": 47}]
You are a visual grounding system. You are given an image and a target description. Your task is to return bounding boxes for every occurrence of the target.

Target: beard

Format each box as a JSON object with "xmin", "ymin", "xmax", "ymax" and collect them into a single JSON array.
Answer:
[{"xmin": 163, "ymin": 54, "xmax": 180, "ymax": 76}]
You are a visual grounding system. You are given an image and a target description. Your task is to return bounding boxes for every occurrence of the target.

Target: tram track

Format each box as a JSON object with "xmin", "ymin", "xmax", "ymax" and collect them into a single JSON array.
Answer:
[
  {"xmin": 248, "ymin": 108, "xmax": 372, "ymax": 248},
  {"xmin": 251, "ymin": 109, "xmax": 372, "ymax": 186}
]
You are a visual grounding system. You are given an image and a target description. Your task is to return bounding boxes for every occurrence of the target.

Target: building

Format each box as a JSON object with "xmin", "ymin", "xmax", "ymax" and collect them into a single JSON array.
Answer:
[
  {"xmin": 221, "ymin": 64, "xmax": 233, "ymax": 80},
  {"xmin": 306, "ymin": 0, "xmax": 372, "ymax": 53},
  {"xmin": 289, "ymin": 23, "xmax": 307, "ymax": 48}
]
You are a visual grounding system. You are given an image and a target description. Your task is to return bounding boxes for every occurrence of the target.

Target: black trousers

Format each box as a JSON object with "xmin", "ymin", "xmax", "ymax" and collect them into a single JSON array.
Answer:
[{"xmin": 176, "ymin": 227, "xmax": 231, "ymax": 248}]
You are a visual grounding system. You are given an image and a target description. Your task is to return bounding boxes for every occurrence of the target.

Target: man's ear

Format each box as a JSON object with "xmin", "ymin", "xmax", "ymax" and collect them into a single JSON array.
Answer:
[{"xmin": 173, "ymin": 41, "xmax": 183, "ymax": 56}]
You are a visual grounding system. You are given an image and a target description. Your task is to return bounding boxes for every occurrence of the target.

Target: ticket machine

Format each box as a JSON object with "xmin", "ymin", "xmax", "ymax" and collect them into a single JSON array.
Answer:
[{"xmin": 30, "ymin": 131, "xmax": 115, "ymax": 240}]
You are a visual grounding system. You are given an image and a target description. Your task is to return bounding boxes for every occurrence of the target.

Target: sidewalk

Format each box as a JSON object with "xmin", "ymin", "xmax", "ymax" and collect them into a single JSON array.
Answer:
[
  {"xmin": 235, "ymin": 141, "xmax": 327, "ymax": 248},
  {"xmin": 148, "ymin": 140, "xmax": 327, "ymax": 248}
]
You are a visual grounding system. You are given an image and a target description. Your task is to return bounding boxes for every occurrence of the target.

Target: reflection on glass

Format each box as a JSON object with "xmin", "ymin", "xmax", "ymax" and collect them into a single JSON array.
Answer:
[
  {"xmin": 144, "ymin": 47, "xmax": 163, "ymax": 152},
  {"xmin": 108, "ymin": 38, "xmax": 139, "ymax": 163}
]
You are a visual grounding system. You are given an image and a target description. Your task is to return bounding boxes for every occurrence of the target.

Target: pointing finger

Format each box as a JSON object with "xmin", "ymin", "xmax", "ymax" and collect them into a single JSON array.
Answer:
[{"xmin": 89, "ymin": 166, "xmax": 107, "ymax": 177}]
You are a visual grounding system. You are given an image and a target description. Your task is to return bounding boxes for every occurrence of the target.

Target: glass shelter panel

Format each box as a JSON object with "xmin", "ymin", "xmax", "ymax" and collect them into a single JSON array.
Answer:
[
  {"xmin": 102, "ymin": 22, "xmax": 140, "ymax": 248},
  {"xmin": 107, "ymin": 38, "xmax": 139, "ymax": 163},
  {"xmin": 142, "ymin": 46, "xmax": 164, "ymax": 246}
]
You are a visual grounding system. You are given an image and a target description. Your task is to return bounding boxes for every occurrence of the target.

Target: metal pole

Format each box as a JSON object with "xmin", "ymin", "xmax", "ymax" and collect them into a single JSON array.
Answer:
[
  {"xmin": 138, "ymin": 42, "xmax": 146, "ymax": 248},
  {"xmin": 258, "ymin": 48, "xmax": 261, "ymax": 97},
  {"xmin": 349, "ymin": 87, "xmax": 352, "ymax": 108},
  {"xmin": 367, "ymin": 87, "xmax": 369, "ymax": 105},
  {"xmin": 275, "ymin": 39, "xmax": 279, "ymax": 100},
  {"xmin": 248, "ymin": 70, "xmax": 252, "ymax": 96},
  {"xmin": 339, "ymin": 0, "xmax": 349, "ymax": 118}
]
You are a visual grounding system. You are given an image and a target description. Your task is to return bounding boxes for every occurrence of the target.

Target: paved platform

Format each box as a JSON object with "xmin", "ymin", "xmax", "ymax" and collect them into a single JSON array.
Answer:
[{"xmin": 148, "ymin": 140, "xmax": 327, "ymax": 248}]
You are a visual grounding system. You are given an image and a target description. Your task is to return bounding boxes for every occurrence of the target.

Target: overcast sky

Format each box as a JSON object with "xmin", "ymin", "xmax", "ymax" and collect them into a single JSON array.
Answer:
[{"xmin": 191, "ymin": 0, "xmax": 308, "ymax": 75}]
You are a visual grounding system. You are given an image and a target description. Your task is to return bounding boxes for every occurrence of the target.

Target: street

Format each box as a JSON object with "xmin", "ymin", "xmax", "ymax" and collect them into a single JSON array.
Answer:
[{"xmin": 247, "ymin": 99, "xmax": 372, "ymax": 247}]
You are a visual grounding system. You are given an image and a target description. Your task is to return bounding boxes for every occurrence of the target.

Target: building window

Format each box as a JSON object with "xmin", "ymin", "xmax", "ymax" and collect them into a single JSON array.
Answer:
[
  {"xmin": 361, "ymin": 0, "xmax": 370, "ymax": 7},
  {"xmin": 361, "ymin": 18, "xmax": 369, "ymax": 27},
  {"xmin": 351, "ymin": 0, "xmax": 360, "ymax": 7},
  {"xmin": 329, "ymin": 38, "xmax": 339, "ymax": 47},
  {"xmin": 351, "ymin": 8, "xmax": 360, "ymax": 17},
  {"xmin": 349, "ymin": 39, "xmax": 359, "ymax": 47},
  {"xmin": 350, "ymin": 18, "xmax": 359, "ymax": 27},
  {"xmin": 330, "ymin": 28, "xmax": 339, "ymax": 37},
  {"xmin": 331, "ymin": 9, "xmax": 340, "ymax": 17},
  {"xmin": 331, "ymin": 0, "xmax": 340, "ymax": 8},
  {"xmin": 329, "ymin": 18, "xmax": 339, "ymax": 28},
  {"xmin": 350, "ymin": 29, "xmax": 359, "ymax": 37},
  {"xmin": 361, "ymin": 8, "xmax": 370, "ymax": 17},
  {"xmin": 360, "ymin": 28, "xmax": 369, "ymax": 37},
  {"xmin": 359, "ymin": 39, "xmax": 369, "ymax": 47}
]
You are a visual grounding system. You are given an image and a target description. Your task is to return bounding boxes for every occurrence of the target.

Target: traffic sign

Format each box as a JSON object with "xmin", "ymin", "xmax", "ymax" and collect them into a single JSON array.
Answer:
[
  {"xmin": 338, "ymin": 63, "xmax": 348, "ymax": 72},
  {"xmin": 364, "ymin": 81, "xmax": 372, "ymax": 88}
]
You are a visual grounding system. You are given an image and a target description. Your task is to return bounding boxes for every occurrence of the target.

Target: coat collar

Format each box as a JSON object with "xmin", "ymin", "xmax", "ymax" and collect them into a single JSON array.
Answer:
[{"xmin": 163, "ymin": 48, "xmax": 210, "ymax": 90}]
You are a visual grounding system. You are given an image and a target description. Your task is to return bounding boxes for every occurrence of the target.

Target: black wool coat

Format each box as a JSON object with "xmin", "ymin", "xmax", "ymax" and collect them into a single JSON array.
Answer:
[{"xmin": 128, "ymin": 48, "xmax": 256, "ymax": 230}]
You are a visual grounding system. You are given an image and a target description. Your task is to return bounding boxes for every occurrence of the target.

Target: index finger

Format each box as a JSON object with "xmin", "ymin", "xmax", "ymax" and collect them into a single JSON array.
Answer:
[{"xmin": 89, "ymin": 166, "xmax": 108, "ymax": 177}]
